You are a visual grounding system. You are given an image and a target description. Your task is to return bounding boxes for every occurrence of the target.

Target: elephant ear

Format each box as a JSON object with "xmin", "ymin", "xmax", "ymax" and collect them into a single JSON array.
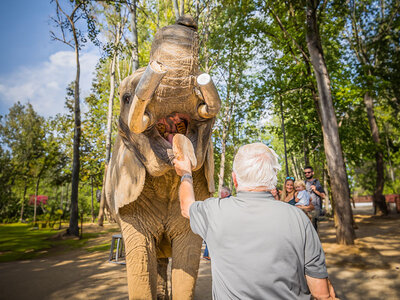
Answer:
[
  {"xmin": 204, "ymin": 139, "xmax": 215, "ymax": 194},
  {"xmin": 108, "ymin": 136, "xmax": 146, "ymax": 212}
]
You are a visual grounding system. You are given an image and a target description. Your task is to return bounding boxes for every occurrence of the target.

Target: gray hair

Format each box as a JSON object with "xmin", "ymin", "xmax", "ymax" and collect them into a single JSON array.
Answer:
[{"xmin": 232, "ymin": 143, "xmax": 281, "ymax": 189}]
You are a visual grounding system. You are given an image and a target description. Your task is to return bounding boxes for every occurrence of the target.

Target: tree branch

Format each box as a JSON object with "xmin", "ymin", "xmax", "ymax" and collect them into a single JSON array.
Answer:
[{"xmin": 268, "ymin": 7, "xmax": 311, "ymax": 64}]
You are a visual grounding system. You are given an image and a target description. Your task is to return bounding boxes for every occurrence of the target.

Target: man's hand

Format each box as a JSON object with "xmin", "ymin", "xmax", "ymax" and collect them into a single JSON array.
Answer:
[
  {"xmin": 306, "ymin": 276, "xmax": 339, "ymax": 300},
  {"xmin": 173, "ymin": 155, "xmax": 192, "ymax": 177},
  {"xmin": 311, "ymin": 185, "xmax": 317, "ymax": 192}
]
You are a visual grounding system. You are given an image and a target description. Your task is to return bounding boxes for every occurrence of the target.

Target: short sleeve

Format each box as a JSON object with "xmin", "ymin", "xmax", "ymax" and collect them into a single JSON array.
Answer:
[
  {"xmin": 315, "ymin": 180, "xmax": 325, "ymax": 194},
  {"xmin": 304, "ymin": 223, "xmax": 328, "ymax": 278},
  {"xmin": 189, "ymin": 201, "xmax": 209, "ymax": 239}
]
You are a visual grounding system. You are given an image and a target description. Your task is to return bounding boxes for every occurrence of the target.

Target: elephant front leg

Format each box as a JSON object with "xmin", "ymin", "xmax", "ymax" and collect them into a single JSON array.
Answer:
[
  {"xmin": 171, "ymin": 231, "xmax": 202, "ymax": 299},
  {"xmin": 120, "ymin": 220, "xmax": 158, "ymax": 299}
]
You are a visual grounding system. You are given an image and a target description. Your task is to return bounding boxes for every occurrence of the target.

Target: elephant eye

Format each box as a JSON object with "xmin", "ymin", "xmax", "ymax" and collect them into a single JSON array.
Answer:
[{"xmin": 123, "ymin": 93, "xmax": 132, "ymax": 104}]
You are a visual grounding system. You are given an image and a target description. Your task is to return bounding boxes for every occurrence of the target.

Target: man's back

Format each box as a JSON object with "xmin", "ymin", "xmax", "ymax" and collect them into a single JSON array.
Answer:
[{"xmin": 190, "ymin": 191, "xmax": 328, "ymax": 300}]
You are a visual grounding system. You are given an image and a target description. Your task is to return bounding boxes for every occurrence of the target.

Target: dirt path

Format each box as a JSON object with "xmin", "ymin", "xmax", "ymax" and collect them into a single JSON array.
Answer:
[
  {"xmin": 320, "ymin": 208, "xmax": 400, "ymax": 300},
  {"xmin": 0, "ymin": 207, "xmax": 399, "ymax": 300}
]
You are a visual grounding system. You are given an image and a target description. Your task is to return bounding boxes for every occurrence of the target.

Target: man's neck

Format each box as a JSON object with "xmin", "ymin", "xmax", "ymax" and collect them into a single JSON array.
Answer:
[{"xmin": 306, "ymin": 178, "xmax": 314, "ymax": 182}]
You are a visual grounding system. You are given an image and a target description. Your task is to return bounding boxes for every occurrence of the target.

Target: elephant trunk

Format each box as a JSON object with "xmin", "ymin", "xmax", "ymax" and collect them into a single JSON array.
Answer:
[
  {"xmin": 128, "ymin": 61, "xmax": 167, "ymax": 134},
  {"xmin": 197, "ymin": 74, "xmax": 221, "ymax": 119}
]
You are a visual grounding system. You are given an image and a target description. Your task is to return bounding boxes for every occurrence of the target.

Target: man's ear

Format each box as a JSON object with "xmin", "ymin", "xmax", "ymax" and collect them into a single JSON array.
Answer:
[{"xmin": 232, "ymin": 172, "xmax": 238, "ymax": 188}]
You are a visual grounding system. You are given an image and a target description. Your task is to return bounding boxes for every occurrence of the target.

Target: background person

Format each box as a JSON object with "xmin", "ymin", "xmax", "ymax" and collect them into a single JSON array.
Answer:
[
  {"xmin": 304, "ymin": 166, "xmax": 326, "ymax": 231},
  {"xmin": 220, "ymin": 186, "xmax": 231, "ymax": 199},
  {"xmin": 174, "ymin": 143, "xmax": 337, "ymax": 300},
  {"xmin": 280, "ymin": 176, "xmax": 297, "ymax": 205},
  {"xmin": 294, "ymin": 180, "xmax": 311, "ymax": 207}
]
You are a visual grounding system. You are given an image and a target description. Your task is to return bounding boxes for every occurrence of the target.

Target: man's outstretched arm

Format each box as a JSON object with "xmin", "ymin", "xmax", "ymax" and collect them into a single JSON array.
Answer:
[
  {"xmin": 306, "ymin": 276, "xmax": 338, "ymax": 300},
  {"xmin": 173, "ymin": 156, "xmax": 195, "ymax": 219}
]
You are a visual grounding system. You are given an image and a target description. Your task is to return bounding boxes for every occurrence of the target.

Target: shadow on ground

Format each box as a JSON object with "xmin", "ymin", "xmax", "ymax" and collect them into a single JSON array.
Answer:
[
  {"xmin": 0, "ymin": 249, "xmax": 127, "ymax": 300},
  {"xmin": 321, "ymin": 207, "xmax": 400, "ymax": 300}
]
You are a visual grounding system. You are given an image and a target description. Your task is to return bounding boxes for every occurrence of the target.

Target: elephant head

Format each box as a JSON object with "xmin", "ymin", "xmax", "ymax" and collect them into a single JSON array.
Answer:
[{"xmin": 108, "ymin": 15, "xmax": 221, "ymax": 213}]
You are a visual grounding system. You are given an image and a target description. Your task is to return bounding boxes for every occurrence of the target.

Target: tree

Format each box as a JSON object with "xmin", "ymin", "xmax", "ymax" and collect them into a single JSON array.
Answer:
[
  {"xmin": 50, "ymin": 0, "xmax": 98, "ymax": 236},
  {"xmin": 126, "ymin": 0, "xmax": 139, "ymax": 72},
  {"xmin": 172, "ymin": 0, "xmax": 184, "ymax": 20},
  {"xmin": 0, "ymin": 102, "xmax": 46, "ymax": 222},
  {"xmin": 344, "ymin": 0, "xmax": 400, "ymax": 215},
  {"xmin": 0, "ymin": 145, "xmax": 18, "ymax": 222},
  {"xmin": 255, "ymin": 0, "xmax": 355, "ymax": 244},
  {"xmin": 305, "ymin": 0, "xmax": 355, "ymax": 244},
  {"xmin": 90, "ymin": 2, "xmax": 130, "ymax": 225}
]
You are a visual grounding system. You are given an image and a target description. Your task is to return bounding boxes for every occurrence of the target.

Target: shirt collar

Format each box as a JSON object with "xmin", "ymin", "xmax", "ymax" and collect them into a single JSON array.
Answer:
[{"xmin": 236, "ymin": 191, "xmax": 275, "ymax": 200}]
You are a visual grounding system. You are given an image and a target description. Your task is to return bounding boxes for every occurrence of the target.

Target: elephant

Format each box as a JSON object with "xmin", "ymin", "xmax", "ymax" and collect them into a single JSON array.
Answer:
[{"xmin": 103, "ymin": 15, "xmax": 221, "ymax": 299}]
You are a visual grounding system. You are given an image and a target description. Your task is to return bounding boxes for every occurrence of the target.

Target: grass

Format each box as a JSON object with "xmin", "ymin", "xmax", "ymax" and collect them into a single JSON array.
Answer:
[
  {"xmin": 0, "ymin": 223, "xmax": 107, "ymax": 262},
  {"xmin": 86, "ymin": 242, "xmax": 112, "ymax": 252}
]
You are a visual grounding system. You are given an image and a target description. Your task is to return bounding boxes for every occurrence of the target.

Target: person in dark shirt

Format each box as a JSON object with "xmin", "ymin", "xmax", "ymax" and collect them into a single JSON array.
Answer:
[{"xmin": 304, "ymin": 166, "xmax": 326, "ymax": 231}]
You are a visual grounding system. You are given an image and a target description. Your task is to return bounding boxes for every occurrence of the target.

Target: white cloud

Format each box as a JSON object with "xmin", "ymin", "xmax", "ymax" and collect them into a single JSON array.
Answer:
[{"xmin": 0, "ymin": 48, "xmax": 100, "ymax": 117}]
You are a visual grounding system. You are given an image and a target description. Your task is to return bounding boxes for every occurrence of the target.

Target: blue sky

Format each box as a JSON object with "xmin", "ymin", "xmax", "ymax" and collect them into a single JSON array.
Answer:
[{"xmin": 0, "ymin": 0, "xmax": 100, "ymax": 117}]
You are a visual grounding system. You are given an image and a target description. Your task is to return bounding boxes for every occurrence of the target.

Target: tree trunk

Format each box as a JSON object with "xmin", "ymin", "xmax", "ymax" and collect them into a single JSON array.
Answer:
[
  {"xmin": 384, "ymin": 125, "xmax": 395, "ymax": 181},
  {"xmin": 97, "ymin": 164, "xmax": 108, "ymax": 226},
  {"xmin": 218, "ymin": 104, "xmax": 231, "ymax": 197},
  {"xmin": 69, "ymin": 28, "xmax": 81, "ymax": 237},
  {"xmin": 280, "ymin": 96, "xmax": 289, "ymax": 177},
  {"xmin": 302, "ymin": 133, "xmax": 309, "ymax": 167},
  {"xmin": 99, "ymin": 22, "xmax": 122, "ymax": 226},
  {"xmin": 129, "ymin": 1, "xmax": 139, "ymax": 73},
  {"xmin": 195, "ymin": 0, "xmax": 199, "ymax": 18},
  {"xmin": 60, "ymin": 184, "xmax": 63, "ymax": 209},
  {"xmin": 179, "ymin": 0, "xmax": 184, "ymax": 16},
  {"xmin": 20, "ymin": 180, "xmax": 27, "ymax": 222},
  {"xmin": 298, "ymin": 97, "xmax": 309, "ymax": 167},
  {"xmin": 91, "ymin": 176, "xmax": 95, "ymax": 223},
  {"xmin": 33, "ymin": 177, "xmax": 40, "ymax": 225},
  {"xmin": 323, "ymin": 165, "xmax": 331, "ymax": 215},
  {"xmin": 105, "ymin": 22, "xmax": 122, "ymax": 163},
  {"xmin": 203, "ymin": 5, "xmax": 211, "ymax": 72},
  {"xmin": 290, "ymin": 155, "xmax": 300, "ymax": 180},
  {"xmin": 306, "ymin": 0, "xmax": 355, "ymax": 245},
  {"xmin": 363, "ymin": 91, "xmax": 388, "ymax": 215},
  {"xmin": 172, "ymin": 0, "xmax": 180, "ymax": 20}
]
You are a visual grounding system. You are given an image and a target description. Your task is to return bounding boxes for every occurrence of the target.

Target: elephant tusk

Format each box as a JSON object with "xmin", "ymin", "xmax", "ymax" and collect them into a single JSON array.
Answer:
[
  {"xmin": 196, "ymin": 73, "xmax": 221, "ymax": 119},
  {"xmin": 128, "ymin": 61, "xmax": 167, "ymax": 134}
]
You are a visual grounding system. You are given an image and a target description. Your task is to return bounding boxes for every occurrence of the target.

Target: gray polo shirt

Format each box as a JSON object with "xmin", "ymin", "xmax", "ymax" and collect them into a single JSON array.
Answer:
[{"xmin": 189, "ymin": 191, "xmax": 328, "ymax": 300}]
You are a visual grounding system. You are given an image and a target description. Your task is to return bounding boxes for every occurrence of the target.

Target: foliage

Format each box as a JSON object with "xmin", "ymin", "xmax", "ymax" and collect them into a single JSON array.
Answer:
[
  {"xmin": 1, "ymin": 0, "xmax": 400, "ymax": 225},
  {"xmin": 0, "ymin": 145, "xmax": 19, "ymax": 222}
]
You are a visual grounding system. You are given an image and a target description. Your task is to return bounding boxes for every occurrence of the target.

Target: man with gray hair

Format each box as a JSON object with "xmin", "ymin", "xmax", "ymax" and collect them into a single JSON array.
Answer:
[{"xmin": 174, "ymin": 142, "xmax": 337, "ymax": 299}]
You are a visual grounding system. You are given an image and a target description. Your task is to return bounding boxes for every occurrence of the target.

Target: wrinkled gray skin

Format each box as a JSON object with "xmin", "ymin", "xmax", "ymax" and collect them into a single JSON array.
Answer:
[{"xmin": 104, "ymin": 15, "xmax": 220, "ymax": 300}]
